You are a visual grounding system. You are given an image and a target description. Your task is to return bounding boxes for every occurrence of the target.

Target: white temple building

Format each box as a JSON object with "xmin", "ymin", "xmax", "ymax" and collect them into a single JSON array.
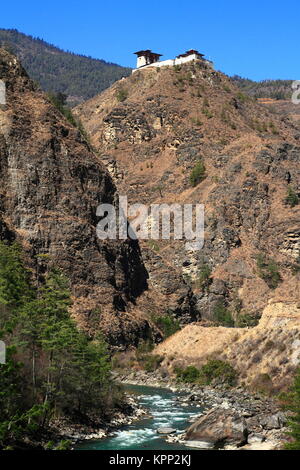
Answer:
[{"xmin": 133, "ymin": 49, "xmax": 213, "ymax": 72}]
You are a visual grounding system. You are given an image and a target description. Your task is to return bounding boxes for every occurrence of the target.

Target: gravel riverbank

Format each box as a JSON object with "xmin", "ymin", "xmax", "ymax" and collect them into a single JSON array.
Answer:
[{"xmin": 117, "ymin": 370, "xmax": 290, "ymax": 450}]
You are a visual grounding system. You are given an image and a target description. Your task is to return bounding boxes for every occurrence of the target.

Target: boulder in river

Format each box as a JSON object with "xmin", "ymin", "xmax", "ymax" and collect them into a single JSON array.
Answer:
[
  {"xmin": 185, "ymin": 408, "xmax": 248, "ymax": 448},
  {"xmin": 259, "ymin": 412, "xmax": 286, "ymax": 430},
  {"xmin": 157, "ymin": 427, "xmax": 176, "ymax": 434}
]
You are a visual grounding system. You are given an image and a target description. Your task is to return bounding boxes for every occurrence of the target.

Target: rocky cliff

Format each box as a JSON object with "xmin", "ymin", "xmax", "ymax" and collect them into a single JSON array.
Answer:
[
  {"xmin": 75, "ymin": 61, "xmax": 300, "ymax": 325},
  {"xmin": 75, "ymin": 60, "xmax": 299, "ymax": 386},
  {"xmin": 1, "ymin": 47, "xmax": 299, "ymax": 378},
  {"xmin": 0, "ymin": 49, "xmax": 196, "ymax": 347}
]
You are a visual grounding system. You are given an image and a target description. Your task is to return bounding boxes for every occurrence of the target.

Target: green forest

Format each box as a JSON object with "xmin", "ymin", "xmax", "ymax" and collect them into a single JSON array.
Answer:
[
  {"xmin": 0, "ymin": 28, "xmax": 131, "ymax": 106},
  {"xmin": 0, "ymin": 242, "xmax": 124, "ymax": 450},
  {"xmin": 232, "ymin": 75, "xmax": 293, "ymax": 100}
]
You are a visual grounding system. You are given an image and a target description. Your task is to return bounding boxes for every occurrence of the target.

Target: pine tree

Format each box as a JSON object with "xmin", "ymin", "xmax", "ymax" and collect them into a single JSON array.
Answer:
[
  {"xmin": 0, "ymin": 241, "xmax": 122, "ymax": 449},
  {"xmin": 0, "ymin": 242, "xmax": 33, "ymax": 310},
  {"xmin": 285, "ymin": 367, "xmax": 300, "ymax": 449}
]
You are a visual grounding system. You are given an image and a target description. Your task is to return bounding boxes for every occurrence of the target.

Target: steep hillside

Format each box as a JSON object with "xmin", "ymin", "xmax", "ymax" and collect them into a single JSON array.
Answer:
[
  {"xmin": 0, "ymin": 29, "xmax": 131, "ymax": 105},
  {"xmin": 232, "ymin": 78, "xmax": 300, "ymax": 132},
  {"xmin": 75, "ymin": 61, "xmax": 300, "ymax": 316},
  {"xmin": 258, "ymin": 99, "xmax": 300, "ymax": 130},
  {"xmin": 155, "ymin": 301, "xmax": 300, "ymax": 391},
  {"xmin": 75, "ymin": 60, "xmax": 300, "ymax": 386},
  {"xmin": 0, "ymin": 49, "xmax": 196, "ymax": 348}
]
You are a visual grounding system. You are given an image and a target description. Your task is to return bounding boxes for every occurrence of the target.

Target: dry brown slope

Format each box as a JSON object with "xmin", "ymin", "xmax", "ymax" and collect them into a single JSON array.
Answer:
[
  {"xmin": 75, "ymin": 61, "xmax": 300, "ymax": 326},
  {"xmin": 155, "ymin": 301, "xmax": 300, "ymax": 390}
]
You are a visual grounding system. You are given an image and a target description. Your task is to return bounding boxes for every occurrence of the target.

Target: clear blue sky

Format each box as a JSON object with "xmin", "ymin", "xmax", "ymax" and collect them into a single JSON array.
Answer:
[{"xmin": 1, "ymin": 0, "xmax": 299, "ymax": 80}]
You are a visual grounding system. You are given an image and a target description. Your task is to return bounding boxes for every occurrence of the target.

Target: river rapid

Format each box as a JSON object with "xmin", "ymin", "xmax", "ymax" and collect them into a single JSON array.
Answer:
[{"xmin": 76, "ymin": 384, "xmax": 203, "ymax": 450}]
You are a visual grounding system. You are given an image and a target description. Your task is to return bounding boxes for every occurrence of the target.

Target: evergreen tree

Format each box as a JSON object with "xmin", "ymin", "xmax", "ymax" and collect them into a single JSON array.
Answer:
[
  {"xmin": 0, "ymin": 241, "xmax": 123, "ymax": 449},
  {"xmin": 284, "ymin": 367, "xmax": 300, "ymax": 449},
  {"xmin": 0, "ymin": 242, "xmax": 32, "ymax": 310}
]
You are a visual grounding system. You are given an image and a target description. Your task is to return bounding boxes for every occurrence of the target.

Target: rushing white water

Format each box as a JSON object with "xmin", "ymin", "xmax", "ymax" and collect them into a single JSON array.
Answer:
[{"xmin": 76, "ymin": 384, "xmax": 203, "ymax": 451}]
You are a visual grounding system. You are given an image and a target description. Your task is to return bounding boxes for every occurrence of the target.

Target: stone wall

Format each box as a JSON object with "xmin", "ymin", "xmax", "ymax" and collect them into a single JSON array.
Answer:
[{"xmin": 133, "ymin": 55, "xmax": 213, "ymax": 73}]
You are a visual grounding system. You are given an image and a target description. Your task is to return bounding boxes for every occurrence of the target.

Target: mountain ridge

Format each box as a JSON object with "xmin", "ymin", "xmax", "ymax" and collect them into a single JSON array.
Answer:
[
  {"xmin": 0, "ymin": 28, "xmax": 131, "ymax": 106},
  {"xmin": 1, "ymin": 28, "xmax": 297, "ymax": 111},
  {"xmin": 231, "ymin": 75, "xmax": 294, "ymax": 100}
]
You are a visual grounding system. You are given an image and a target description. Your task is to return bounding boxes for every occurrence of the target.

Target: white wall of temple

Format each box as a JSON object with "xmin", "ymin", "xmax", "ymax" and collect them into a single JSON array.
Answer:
[
  {"xmin": 151, "ymin": 59, "xmax": 175, "ymax": 67},
  {"xmin": 133, "ymin": 55, "xmax": 213, "ymax": 73},
  {"xmin": 136, "ymin": 56, "xmax": 148, "ymax": 68},
  {"xmin": 175, "ymin": 54, "xmax": 199, "ymax": 65},
  {"xmin": 133, "ymin": 59, "xmax": 173, "ymax": 72}
]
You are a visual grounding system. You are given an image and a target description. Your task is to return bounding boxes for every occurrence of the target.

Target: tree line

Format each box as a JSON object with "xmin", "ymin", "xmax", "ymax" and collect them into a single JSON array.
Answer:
[
  {"xmin": 232, "ymin": 75, "xmax": 293, "ymax": 100},
  {"xmin": 0, "ymin": 241, "xmax": 123, "ymax": 450},
  {"xmin": 0, "ymin": 28, "xmax": 131, "ymax": 106}
]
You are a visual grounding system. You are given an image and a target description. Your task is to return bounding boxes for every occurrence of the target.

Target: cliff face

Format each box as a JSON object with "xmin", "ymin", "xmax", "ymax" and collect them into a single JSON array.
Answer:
[
  {"xmin": 0, "ymin": 49, "xmax": 197, "ymax": 346},
  {"xmin": 1, "ymin": 48, "xmax": 299, "ymax": 377},
  {"xmin": 74, "ymin": 60, "xmax": 300, "ymax": 386},
  {"xmin": 0, "ymin": 49, "xmax": 150, "ymax": 346},
  {"xmin": 75, "ymin": 62, "xmax": 300, "ymax": 325}
]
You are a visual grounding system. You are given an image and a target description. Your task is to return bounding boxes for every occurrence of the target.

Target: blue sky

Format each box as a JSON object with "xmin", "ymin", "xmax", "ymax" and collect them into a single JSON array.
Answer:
[{"xmin": 1, "ymin": 0, "xmax": 299, "ymax": 80}]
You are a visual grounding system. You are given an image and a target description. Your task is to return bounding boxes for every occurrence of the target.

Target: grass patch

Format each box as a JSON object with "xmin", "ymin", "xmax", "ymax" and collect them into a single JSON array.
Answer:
[
  {"xmin": 175, "ymin": 360, "xmax": 237, "ymax": 386},
  {"xmin": 235, "ymin": 313, "xmax": 259, "ymax": 328},
  {"xmin": 197, "ymin": 262, "xmax": 212, "ymax": 289},
  {"xmin": 251, "ymin": 373, "xmax": 273, "ymax": 395},
  {"xmin": 148, "ymin": 240, "xmax": 160, "ymax": 252},
  {"xmin": 115, "ymin": 87, "xmax": 128, "ymax": 102},
  {"xmin": 256, "ymin": 253, "xmax": 281, "ymax": 289},
  {"xmin": 213, "ymin": 301, "xmax": 234, "ymax": 327},
  {"xmin": 191, "ymin": 116, "xmax": 202, "ymax": 126},
  {"xmin": 202, "ymin": 107, "xmax": 213, "ymax": 118},
  {"xmin": 285, "ymin": 186, "xmax": 299, "ymax": 208},
  {"xmin": 236, "ymin": 92, "xmax": 249, "ymax": 103},
  {"xmin": 135, "ymin": 339, "xmax": 163, "ymax": 372},
  {"xmin": 151, "ymin": 313, "xmax": 180, "ymax": 338},
  {"xmin": 175, "ymin": 365, "xmax": 201, "ymax": 383},
  {"xmin": 138, "ymin": 354, "xmax": 164, "ymax": 372}
]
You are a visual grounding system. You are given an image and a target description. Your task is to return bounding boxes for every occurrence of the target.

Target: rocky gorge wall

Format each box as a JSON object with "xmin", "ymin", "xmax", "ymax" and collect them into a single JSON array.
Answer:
[
  {"xmin": 75, "ymin": 62, "xmax": 300, "ymax": 325},
  {"xmin": 0, "ymin": 49, "xmax": 199, "ymax": 347}
]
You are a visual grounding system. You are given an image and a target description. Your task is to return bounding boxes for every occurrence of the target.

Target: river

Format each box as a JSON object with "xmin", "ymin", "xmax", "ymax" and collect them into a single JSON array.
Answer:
[{"xmin": 76, "ymin": 384, "xmax": 203, "ymax": 450}]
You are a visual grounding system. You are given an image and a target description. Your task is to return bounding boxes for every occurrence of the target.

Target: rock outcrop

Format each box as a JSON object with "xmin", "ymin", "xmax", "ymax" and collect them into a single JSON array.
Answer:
[
  {"xmin": 75, "ymin": 62, "xmax": 300, "ymax": 326},
  {"xmin": 0, "ymin": 49, "xmax": 196, "ymax": 346},
  {"xmin": 185, "ymin": 408, "xmax": 248, "ymax": 448},
  {"xmin": 184, "ymin": 404, "xmax": 288, "ymax": 450},
  {"xmin": 75, "ymin": 59, "xmax": 299, "ymax": 384}
]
